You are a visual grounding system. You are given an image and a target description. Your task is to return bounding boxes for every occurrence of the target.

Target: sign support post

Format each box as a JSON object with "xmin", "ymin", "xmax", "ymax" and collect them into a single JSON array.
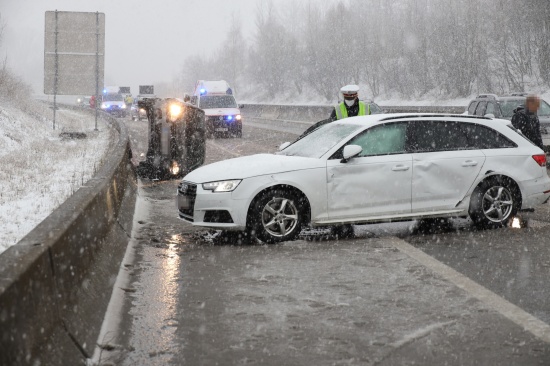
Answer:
[
  {"xmin": 53, "ymin": 10, "xmax": 58, "ymax": 130},
  {"xmin": 95, "ymin": 11, "xmax": 99, "ymax": 131}
]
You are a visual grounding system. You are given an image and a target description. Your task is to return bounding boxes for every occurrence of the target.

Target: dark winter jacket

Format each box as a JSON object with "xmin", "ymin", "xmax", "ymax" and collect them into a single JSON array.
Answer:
[
  {"xmin": 330, "ymin": 99, "xmax": 361, "ymax": 121},
  {"xmin": 511, "ymin": 106, "xmax": 544, "ymax": 150}
]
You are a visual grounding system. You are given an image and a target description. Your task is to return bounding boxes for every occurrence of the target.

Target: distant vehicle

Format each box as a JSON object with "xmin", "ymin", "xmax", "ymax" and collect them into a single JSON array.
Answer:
[
  {"xmin": 100, "ymin": 91, "xmax": 127, "ymax": 117},
  {"xmin": 178, "ymin": 113, "xmax": 550, "ymax": 243},
  {"xmin": 130, "ymin": 96, "xmax": 150, "ymax": 121},
  {"xmin": 466, "ymin": 94, "xmax": 550, "ymax": 132},
  {"xmin": 75, "ymin": 96, "xmax": 86, "ymax": 107},
  {"xmin": 191, "ymin": 80, "xmax": 242, "ymax": 138}
]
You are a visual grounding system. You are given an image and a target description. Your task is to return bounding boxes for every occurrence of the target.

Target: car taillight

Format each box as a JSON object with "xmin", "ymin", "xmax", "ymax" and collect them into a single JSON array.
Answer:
[{"xmin": 532, "ymin": 154, "xmax": 547, "ymax": 167}]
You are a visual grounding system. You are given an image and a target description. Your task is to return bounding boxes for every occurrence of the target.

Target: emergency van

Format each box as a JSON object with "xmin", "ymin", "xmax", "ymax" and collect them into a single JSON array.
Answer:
[
  {"xmin": 100, "ymin": 86, "xmax": 127, "ymax": 117},
  {"xmin": 191, "ymin": 80, "xmax": 242, "ymax": 138}
]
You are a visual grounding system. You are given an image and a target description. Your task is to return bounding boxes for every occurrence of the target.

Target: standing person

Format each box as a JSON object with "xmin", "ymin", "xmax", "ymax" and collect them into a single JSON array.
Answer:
[
  {"xmin": 330, "ymin": 85, "xmax": 371, "ymax": 121},
  {"xmin": 125, "ymin": 94, "xmax": 134, "ymax": 110},
  {"xmin": 512, "ymin": 95, "xmax": 545, "ymax": 150},
  {"xmin": 299, "ymin": 85, "xmax": 373, "ymax": 139}
]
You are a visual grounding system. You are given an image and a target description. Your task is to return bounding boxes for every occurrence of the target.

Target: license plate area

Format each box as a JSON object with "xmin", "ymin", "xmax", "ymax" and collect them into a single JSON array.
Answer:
[{"xmin": 215, "ymin": 128, "xmax": 228, "ymax": 132}]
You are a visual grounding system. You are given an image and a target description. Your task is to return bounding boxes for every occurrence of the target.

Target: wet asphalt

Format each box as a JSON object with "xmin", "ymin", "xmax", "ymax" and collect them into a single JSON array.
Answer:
[{"xmin": 94, "ymin": 117, "xmax": 550, "ymax": 365}]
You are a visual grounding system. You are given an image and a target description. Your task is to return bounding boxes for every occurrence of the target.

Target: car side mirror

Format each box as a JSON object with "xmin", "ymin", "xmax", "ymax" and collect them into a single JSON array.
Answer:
[
  {"xmin": 239, "ymin": 104, "xmax": 244, "ymax": 109},
  {"xmin": 279, "ymin": 141, "xmax": 291, "ymax": 151},
  {"xmin": 341, "ymin": 145, "xmax": 362, "ymax": 163},
  {"xmin": 183, "ymin": 93, "xmax": 191, "ymax": 103},
  {"xmin": 484, "ymin": 113, "xmax": 495, "ymax": 118}
]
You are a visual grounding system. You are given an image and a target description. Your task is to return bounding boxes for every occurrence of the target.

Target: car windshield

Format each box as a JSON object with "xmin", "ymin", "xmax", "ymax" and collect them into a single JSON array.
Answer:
[
  {"xmin": 199, "ymin": 95, "xmax": 237, "ymax": 109},
  {"xmin": 278, "ymin": 123, "xmax": 362, "ymax": 158},
  {"xmin": 103, "ymin": 93, "xmax": 123, "ymax": 102},
  {"xmin": 500, "ymin": 99, "xmax": 524, "ymax": 118}
]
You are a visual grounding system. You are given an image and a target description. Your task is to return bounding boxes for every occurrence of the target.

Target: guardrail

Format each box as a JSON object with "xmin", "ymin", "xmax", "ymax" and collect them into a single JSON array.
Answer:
[
  {"xmin": 241, "ymin": 103, "xmax": 466, "ymax": 123},
  {"xmin": 0, "ymin": 107, "xmax": 137, "ymax": 365}
]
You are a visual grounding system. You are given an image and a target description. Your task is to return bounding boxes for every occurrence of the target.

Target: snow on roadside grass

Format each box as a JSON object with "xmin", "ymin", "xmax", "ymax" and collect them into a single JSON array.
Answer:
[{"xmin": 0, "ymin": 99, "xmax": 115, "ymax": 254}]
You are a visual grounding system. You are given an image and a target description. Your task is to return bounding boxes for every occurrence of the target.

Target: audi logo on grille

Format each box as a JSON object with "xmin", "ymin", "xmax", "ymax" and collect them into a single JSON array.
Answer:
[{"xmin": 182, "ymin": 184, "xmax": 189, "ymax": 191}]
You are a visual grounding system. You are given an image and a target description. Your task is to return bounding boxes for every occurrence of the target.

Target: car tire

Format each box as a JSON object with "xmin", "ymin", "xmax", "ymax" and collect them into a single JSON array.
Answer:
[
  {"xmin": 248, "ymin": 189, "xmax": 306, "ymax": 244},
  {"xmin": 469, "ymin": 177, "xmax": 520, "ymax": 229}
]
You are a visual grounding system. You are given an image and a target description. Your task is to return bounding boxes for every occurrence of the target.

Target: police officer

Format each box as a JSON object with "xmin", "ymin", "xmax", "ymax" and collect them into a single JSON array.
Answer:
[
  {"xmin": 330, "ymin": 84, "xmax": 371, "ymax": 121},
  {"xmin": 125, "ymin": 94, "xmax": 134, "ymax": 109}
]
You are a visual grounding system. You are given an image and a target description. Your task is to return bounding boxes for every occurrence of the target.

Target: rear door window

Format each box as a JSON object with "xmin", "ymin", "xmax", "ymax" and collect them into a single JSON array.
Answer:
[
  {"xmin": 409, "ymin": 121, "xmax": 470, "ymax": 152},
  {"xmin": 475, "ymin": 101, "xmax": 487, "ymax": 116},
  {"xmin": 485, "ymin": 102, "xmax": 496, "ymax": 116},
  {"xmin": 467, "ymin": 101, "xmax": 478, "ymax": 115}
]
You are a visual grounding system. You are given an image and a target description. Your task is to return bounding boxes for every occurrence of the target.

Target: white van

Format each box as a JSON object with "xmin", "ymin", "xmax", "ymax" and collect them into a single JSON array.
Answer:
[{"xmin": 192, "ymin": 80, "xmax": 242, "ymax": 138}]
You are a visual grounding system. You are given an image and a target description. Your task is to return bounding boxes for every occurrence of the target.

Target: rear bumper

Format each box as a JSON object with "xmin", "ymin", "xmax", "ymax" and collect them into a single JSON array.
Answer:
[{"xmin": 520, "ymin": 178, "xmax": 550, "ymax": 209}]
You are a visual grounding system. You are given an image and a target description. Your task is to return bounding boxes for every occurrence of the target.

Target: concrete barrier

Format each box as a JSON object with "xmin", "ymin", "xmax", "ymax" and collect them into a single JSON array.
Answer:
[
  {"xmin": 241, "ymin": 103, "xmax": 466, "ymax": 123},
  {"xmin": 0, "ymin": 108, "xmax": 137, "ymax": 365}
]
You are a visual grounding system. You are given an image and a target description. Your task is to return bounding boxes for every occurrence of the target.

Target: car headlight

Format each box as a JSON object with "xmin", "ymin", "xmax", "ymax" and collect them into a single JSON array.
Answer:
[
  {"xmin": 121, "ymin": 104, "xmax": 127, "ymax": 109},
  {"xmin": 236, "ymin": 114, "xmax": 242, "ymax": 121},
  {"xmin": 202, "ymin": 180, "xmax": 241, "ymax": 192},
  {"xmin": 168, "ymin": 103, "xmax": 183, "ymax": 121},
  {"xmin": 101, "ymin": 103, "xmax": 108, "ymax": 109}
]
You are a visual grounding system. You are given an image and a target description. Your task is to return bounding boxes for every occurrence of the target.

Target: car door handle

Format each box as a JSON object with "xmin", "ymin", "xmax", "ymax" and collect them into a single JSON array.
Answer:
[
  {"xmin": 461, "ymin": 160, "xmax": 478, "ymax": 167},
  {"xmin": 392, "ymin": 165, "xmax": 410, "ymax": 171}
]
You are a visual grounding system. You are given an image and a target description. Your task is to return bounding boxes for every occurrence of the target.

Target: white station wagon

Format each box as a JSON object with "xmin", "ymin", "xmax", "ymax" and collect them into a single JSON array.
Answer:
[{"xmin": 178, "ymin": 114, "xmax": 550, "ymax": 243}]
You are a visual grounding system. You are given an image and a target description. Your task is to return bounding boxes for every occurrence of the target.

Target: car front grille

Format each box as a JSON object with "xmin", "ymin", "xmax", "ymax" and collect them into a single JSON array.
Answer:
[{"xmin": 178, "ymin": 182, "xmax": 197, "ymax": 221}]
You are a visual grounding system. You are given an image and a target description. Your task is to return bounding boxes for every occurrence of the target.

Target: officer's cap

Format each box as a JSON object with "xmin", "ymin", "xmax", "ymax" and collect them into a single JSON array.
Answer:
[{"xmin": 340, "ymin": 84, "xmax": 360, "ymax": 97}]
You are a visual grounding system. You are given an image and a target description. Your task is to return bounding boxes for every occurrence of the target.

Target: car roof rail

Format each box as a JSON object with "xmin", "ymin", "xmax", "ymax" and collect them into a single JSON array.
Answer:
[
  {"xmin": 509, "ymin": 92, "xmax": 529, "ymax": 97},
  {"xmin": 380, "ymin": 114, "xmax": 492, "ymax": 122},
  {"xmin": 476, "ymin": 93, "xmax": 498, "ymax": 100}
]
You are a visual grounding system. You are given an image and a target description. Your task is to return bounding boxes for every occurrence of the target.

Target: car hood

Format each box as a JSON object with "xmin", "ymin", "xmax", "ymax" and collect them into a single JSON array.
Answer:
[
  {"xmin": 183, "ymin": 154, "xmax": 325, "ymax": 183},
  {"xmin": 203, "ymin": 108, "xmax": 240, "ymax": 116}
]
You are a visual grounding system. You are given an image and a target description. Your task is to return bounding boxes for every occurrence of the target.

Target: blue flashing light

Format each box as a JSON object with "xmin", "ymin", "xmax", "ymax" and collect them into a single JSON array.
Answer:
[
  {"xmin": 103, "ymin": 89, "xmax": 107, "ymax": 94},
  {"xmin": 227, "ymin": 115, "xmax": 233, "ymax": 121},
  {"xmin": 200, "ymin": 88, "xmax": 206, "ymax": 95}
]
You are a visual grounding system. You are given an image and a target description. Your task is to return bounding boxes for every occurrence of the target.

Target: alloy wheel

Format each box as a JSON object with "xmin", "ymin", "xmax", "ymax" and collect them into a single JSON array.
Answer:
[
  {"xmin": 482, "ymin": 186, "xmax": 514, "ymax": 223},
  {"xmin": 261, "ymin": 197, "xmax": 299, "ymax": 238}
]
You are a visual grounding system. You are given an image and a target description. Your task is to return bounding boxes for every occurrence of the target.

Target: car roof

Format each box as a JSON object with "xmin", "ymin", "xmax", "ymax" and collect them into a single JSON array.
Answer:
[{"xmin": 333, "ymin": 113, "xmax": 496, "ymax": 126}]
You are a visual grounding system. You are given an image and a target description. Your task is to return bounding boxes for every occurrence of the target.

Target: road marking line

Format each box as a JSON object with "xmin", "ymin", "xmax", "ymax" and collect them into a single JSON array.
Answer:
[
  {"xmin": 385, "ymin": 236, "xmax": 550, "ymax": 344},
  {"xmin": 206, "ymin": 140, "xmax": 241, "ymax": 157}
]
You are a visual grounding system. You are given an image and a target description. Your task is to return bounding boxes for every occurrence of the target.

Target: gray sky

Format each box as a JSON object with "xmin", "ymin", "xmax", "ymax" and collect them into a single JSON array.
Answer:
[{"xmin": 0, "ymin": 0, "xmax": 259, "ymax": 95}]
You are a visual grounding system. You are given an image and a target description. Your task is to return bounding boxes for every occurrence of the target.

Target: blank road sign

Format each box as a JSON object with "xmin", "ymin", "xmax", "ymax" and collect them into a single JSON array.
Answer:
[{"xmin": 44, "ymin": 11, "xmax": 105, "ymax": 95}]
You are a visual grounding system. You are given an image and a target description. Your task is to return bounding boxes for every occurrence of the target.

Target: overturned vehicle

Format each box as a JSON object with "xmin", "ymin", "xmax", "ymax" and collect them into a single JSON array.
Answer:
[{"xmin": 137, "ymin": 98, "xmax": 206, "ymax": 179}]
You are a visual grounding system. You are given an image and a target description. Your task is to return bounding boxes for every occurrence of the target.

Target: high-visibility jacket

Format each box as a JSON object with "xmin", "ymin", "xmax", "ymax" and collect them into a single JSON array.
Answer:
[{"xmin": 334, "ymin": 101, "xmax": 370, "ymax": 120}]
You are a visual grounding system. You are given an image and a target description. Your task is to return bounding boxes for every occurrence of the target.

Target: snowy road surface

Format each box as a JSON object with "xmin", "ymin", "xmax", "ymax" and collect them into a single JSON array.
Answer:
[{"xmin": 92, "ymin": 120, "xmax": 550, "ymax": 365}]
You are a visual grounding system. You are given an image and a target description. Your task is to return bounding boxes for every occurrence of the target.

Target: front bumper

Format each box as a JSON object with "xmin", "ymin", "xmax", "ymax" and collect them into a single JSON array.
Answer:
[
  {"xmin": 103, "ymin": 106, "xmax": 127, "ymax": 115},
  {"xmin": 205, "ymin": 116, "xmax": 242, "ymax": 134},
  {"xmin": 177, "ymin": 182, "xmax": 247, "ymax": 230}
]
